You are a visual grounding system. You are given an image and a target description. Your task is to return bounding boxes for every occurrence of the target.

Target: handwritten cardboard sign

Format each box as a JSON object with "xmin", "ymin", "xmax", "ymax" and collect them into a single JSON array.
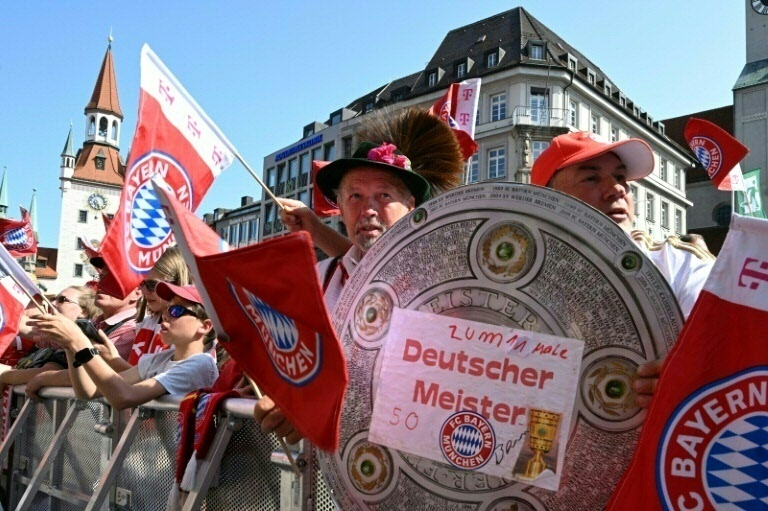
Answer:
[{"xmin": 368, "ymin": 308, "xmax": 584, "ymax": 490}]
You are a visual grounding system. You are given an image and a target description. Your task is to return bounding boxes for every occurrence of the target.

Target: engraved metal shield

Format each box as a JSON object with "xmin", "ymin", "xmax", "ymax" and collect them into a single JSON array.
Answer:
[{"xmin": 319, "ymin": 183, "xmax": 684, "ymax": 511}]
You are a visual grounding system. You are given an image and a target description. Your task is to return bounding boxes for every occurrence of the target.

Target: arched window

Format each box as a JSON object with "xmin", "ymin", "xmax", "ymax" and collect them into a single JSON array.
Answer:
[
  {"xmin": 111, "ymin": 121, "xmax": 118, "ymax": 140},
  {"xmin": 98, "ymin": 117, "xmax": 108, "ymax": 137},
  {"xmin": 88, "ymin": 117, "xmax": 96, "ymax": 136},
  {"xmin": 713, "ymin": 203, "xmax": 731, "ymax": 227}
]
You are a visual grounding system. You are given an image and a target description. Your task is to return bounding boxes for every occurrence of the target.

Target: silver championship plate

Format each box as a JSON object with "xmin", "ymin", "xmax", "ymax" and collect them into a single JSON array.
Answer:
[{"xmin": 319, "ymin": 183, "xmax": 684, "ymax": 511}]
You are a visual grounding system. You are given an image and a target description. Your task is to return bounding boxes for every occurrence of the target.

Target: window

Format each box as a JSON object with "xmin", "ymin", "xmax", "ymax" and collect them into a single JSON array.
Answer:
[
  {"xmin": 78, "ymin": 210, "xmax": 88, "ymax": 223},
  {"xmin": 298, "ymin": 190, "xmax": 309, "ymax": 207},
  {"xmin": 611, "ymin": 127, "xmax": 618, "ymax": 143},
  {"xmin": 220, "ymin": 226, "xmax": 229, "ymax": 240},
  {"xmin": 661, "ymin": 202, "xmax": 669, "ymax": 228},
  {"xmin": 393, "ymin": 92, "xmax": 404, "ymax": 102},
  {"xmin": 76, "ymin": 238, "xmax": 84, "ymax": 249},
  {"xmin": 591, "ymin": 114, "xmax": 600, "ymax": 134},
  {"xmin": 324, "ymin": 142, "xmax": 335, "ymax": 161},
  {"xmin": 490, "ymin": 93, "xmax": 506, "ymax": 122},
  {"xmin": 99, "ymin": 117, "xmax": 108, "ymax": 137},
  {"xmin": 569, "ymin": 101, "xmax": 578, "ymax": 127},
  {"xmin": 311, "ymin": 147, "xmax": 322, "ymax": 162},
  {"xmin": 646, "ymin": 193, "xmax": 655, "ymax": 222},
  {"xmin": 428, "ymin": 72, "xmax": 437, "ymax": 87},
  {"xmin": 588, "ymin": 71, "xmax": 596, "ymax": 85},
  {"xmin": 532, "ymin": 141, "xmax": 549, "ymax": 162},
  {"xmin": 674, "ymin": 166, "xmax": 682, "ymax": 189},
  {"xmin": 487, "ymin": 52, "xmax": 498, "ymax": 68},
  {"xmin": 620, "ymin": 97, "xmax": 626, "ymax": 108},
  {"xmin": 630, "ymin": 185, "xmax": 639, "ymax": 216},
  {"xmin": 457, "ymin": 63, "xmax": 466, "ymax": 78},
  {"xmin": 343, "ymin": 137, "xmax": 353, "ymax": 158},
  {"xmin": 299, "ymin": 153, "xmax": 310, "ymax": 179},
  {"xmin": 675, "ymin": 210, "xmax": 682, "ymax": 233},
  {"xmin": 95, "ymin": 157, "xmax": 105, "ymax": 170},
  {"xmin": 267, "ymin": 167, "xmax": 276, "ymax": 189},
  {"xmin": 88, "ymin": 117, "xmax": 95, "ymax": 136},
  {"xmin": 330, "ymin": 113, "xmax": 341, "ymax": 125},
  {"xmin": 249, "ymin": 219, "xmax": 259, "ymax": 241},
  {"xmin": 660, "ymin": 159, "xmax": 667, "ymax": 181},
  {"xmin": 466, "ymin": 154, "xmax": 479, "ymax": 183},
  {"xmin": 714, "ymin": 204, "xmax": 731, "ymax": 227},
  {"xmin": 277, "ymin": 163, "xmax": 286, "ymax": 185},
  {"xmin": 263, "ymin": 204, "xmax": 273, "ymax": 235},
  {"xmin": 568, "ymin": 57, "xmax": 577, "ymax": 70},
  {"xmin": 239, "ymin": 222, "xmax": 248, "ymax": 244},
  {"xmin": 530, "ymin": 44, "xmax": 543, "ymax": 60},
  {"xmin": 530, "ymin": 90, "xmax": 548, "ymax": 125},
  {"xmin": 111, "ymin": 121, "xmax": 118, "ymax": 140},
  {"xmin": 488, "ymin": 148, "xmax": 506, "ymax": 179},
  {"xmin": 287, "ymin": 158, "xmax": 298, "ymax": 180},
  {"xmin": 303, "ymin": 126, "xmax": 314, "ymax": 138},
  {"xmin": 229, "ymin": 223, "xmax": 239, "ymax": 244},
  {"xmin": 74, "ymin": 264, "xmax": 83, "ymax": 278},
  {"xmin": 364, "ymin": 101, "xmax": 374, "ymax": 113}
]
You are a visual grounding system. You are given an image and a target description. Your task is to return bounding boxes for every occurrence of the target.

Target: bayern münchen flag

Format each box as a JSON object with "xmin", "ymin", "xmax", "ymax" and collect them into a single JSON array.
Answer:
[
  {"xmin": 0, "ymin": 207, "xmax": 36, "ymax": 258},
  {"xmin": 0, "ymin": 273, "xmax": 29, "ymax": 355},
  {"xmin": 153, "ymin": 176, "xmax": 348, "ymax": 451},
  {"xmin": 608, "ymin": 214, "xmax": 768, "ymax": 511},
  {"xmin": 684, "ymin": 118, "xmax": 749, "ymax": 191},
  {"xmin": 99, "ymin": 44, "xmax": 235, "ymax": 298}
]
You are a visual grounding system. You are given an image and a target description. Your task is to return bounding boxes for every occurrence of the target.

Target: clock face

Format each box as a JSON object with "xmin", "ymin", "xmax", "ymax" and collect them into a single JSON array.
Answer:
[
  {"xmin": 87, "ymin": 193, "xmax": 108, "ymax": 211},
  {"xmin": 753, "ymin": 0, "xmax": 768, "ymax": 15}
]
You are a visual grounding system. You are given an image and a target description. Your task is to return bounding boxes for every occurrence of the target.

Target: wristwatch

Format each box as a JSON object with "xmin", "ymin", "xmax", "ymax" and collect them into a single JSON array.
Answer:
[{"xmin": 73, "ymin": 347, "xmax": 100, "ymax": 368}]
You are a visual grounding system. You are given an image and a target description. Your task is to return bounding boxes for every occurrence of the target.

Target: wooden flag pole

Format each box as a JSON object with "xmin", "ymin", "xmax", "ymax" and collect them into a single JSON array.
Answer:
[
  {"xmin": 233, "ymin": 152, "xmax": 285, "ymax": 211},
  {"xmin": 245, "ymin": 375, "xmax": 301, "ymax": 477}
]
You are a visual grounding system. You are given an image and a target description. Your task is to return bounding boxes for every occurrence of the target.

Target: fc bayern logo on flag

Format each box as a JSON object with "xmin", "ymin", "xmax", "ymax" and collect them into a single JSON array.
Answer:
[
  {"xmin": 123, "ymin": 151, "xmax": 193, "ymax": 273},
  {"xmin": 440, "ymin": 411, "xmax": 495, "ymax": 470},
  {"xmin": 657, "ymin": 367, "xmax": 768, "ymax": 511},
  {"xmin": 228, "ymin": 281, "xmax": 322, "ymax": 386},
  {"xmin": 689, "ymin": 136, "xmax": 723, "ymax": 179},
  {"xmin": 0, "ymin": 226, "xmax": 32, "ymax": 251}
]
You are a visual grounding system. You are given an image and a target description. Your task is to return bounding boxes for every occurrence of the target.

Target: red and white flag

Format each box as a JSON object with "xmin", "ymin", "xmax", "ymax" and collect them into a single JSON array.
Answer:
[
  {"xmin": 0, "ymin": 243, "xmax": 39, "ymax": 300},
  {"xmin": 311, "ymin": 160, "xmax": 340, "ymax": 217},
  {"xmin": 99, "ymin": 44, "xmax": 235, "ymax": 298},
  {"xmin": 607, "ymin": 214, "xmax": 768, "ymax": 511},
  {"xmin": 153, "ymin": 177, "xmax": 348, "ymax": 451},
  {"xmin": 684, "ymin": 118, "xmax": 749, "ymax": 191},
  {"xmin": 0, "ymin": 207, "xmax": 36, "ymax": 257},
  {"xmin": 0, "ymin": 274, "xmax": 29, "ymax": 355},
  {"xmin": 428, "ymin": 78, "xmax": 481, "ymax": 160}
]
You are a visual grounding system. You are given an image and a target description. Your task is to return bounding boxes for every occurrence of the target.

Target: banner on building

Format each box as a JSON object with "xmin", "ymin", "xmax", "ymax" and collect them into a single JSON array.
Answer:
[
  {"xmin": 99, "ymin": 44, "xmax": 235, "ymax": 298},
  {"xmin": 607, "ymin": 214, "xmax": 768, "ymax": 511},
  {"xmin": 736, "ymin": 168, "xmax": 766, "ymax": 218}
]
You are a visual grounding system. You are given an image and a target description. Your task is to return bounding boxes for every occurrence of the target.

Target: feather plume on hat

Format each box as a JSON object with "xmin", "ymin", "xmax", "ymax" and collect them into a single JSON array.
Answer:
[{"xmin": 354, "ymin": 107, "xmax": 466, "ymax": 196}]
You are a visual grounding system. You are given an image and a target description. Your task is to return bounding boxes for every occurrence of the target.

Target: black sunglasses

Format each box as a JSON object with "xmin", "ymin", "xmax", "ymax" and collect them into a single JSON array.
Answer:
[
  {"xmin": 139, "ymin": 279, "xmax": 160, "ymax": 292},
  {"xmin": 54, "ymin": 295, "xmax": 79, "ymax": 306},
  {"xmin": 167, "ymin": 304, "xmax": 197, "ymax": 319}
]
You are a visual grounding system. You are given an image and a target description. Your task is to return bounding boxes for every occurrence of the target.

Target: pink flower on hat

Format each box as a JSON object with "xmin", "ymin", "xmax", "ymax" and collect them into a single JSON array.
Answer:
[{"xmin": 367, "ymin": 143, "xmax": 412, "ymax": 170}]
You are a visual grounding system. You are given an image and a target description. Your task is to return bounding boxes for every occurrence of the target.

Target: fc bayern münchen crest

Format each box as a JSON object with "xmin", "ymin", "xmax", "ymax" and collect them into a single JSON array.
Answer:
[
  {"xmin": 440, "ymin": 411, "xmax": 495, "ymax": 470},
  {"xmin": 124, "ymin": 152, "xmax": 193, "ymax": 273},
  {"xmin": 658, "ymin": 367, "xmax": 768, "ymax": 511},
  {"xmin": 228, "ymin": 281, "xmax": 322, "ymax": 385},
  {"xmin": 689, "ymin": 136, "xmax": 723, "ymax": 179},
  {"xmin": 0, "ymin": 226, "xmax": 32, "ymax": 251}
]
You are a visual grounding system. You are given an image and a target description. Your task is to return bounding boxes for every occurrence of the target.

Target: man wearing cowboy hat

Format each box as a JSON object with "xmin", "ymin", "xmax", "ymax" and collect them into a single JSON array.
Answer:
[
  {"xmin": 532, "ymin": 131, "xmax": 715, "ymax": 407},
  {"xmin": 255, "ymin": 108, "xmax": 464, "ymax": 442}
]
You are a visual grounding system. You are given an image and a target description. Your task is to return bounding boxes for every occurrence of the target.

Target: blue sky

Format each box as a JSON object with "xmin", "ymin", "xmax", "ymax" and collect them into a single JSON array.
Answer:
[{"xmin": 0, "ymin": 1, "xmax": 745, "ymax": 247}]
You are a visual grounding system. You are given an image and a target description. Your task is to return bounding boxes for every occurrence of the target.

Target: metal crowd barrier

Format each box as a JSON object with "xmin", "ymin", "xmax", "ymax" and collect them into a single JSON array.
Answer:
[{"xmin": 0, "ymin": 386, "xmax": 337, "ymax": 511}]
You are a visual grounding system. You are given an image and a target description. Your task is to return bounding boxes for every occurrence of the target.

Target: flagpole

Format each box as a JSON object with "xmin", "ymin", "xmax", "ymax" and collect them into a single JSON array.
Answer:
[
  {"xmin": 245, "ymin": 375, "xmax": 301, "ymax": 476},
  {"xmin": 233, "ymin": 152, "xmax": 286, "ymax": 211}
]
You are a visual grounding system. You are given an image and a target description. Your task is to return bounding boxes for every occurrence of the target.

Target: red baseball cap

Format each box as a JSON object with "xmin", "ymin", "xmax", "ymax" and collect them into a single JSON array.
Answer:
[
  {"xmin": 531, "ymin": 131, "xmax": 654, "ymax": 186},
  {"xmin": 155, "ymin": 283, "xmax": 203, "ymax": 306}
]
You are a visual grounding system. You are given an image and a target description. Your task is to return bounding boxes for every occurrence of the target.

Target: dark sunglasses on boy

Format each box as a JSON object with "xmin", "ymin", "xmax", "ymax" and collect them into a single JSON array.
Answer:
[{"xmin": 166, "ymin": 304, "xmax": 197, "ymax": 319}]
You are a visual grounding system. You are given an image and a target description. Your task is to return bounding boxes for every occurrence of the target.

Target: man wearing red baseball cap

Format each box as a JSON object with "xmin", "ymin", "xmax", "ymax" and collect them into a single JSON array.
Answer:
[{"xmin": 532, "ymin": 131, "xmax": 715, "ymax": 407}]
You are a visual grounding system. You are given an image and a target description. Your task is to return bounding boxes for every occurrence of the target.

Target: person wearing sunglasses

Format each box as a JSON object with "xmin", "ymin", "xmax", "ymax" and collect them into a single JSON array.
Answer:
[{"xmin": 29, "ymin": 283, "xmax": 218, "ymax": 409}]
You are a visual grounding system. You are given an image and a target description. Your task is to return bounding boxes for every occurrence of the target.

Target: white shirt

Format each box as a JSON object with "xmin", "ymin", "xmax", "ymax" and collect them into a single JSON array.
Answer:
[
  {"xmin": 317, "ymin": 246, "xmax": 365, "ymax": 311},
  {"xmin": 137, "ymin": 347, "xmax": 218, "ymax": 395},
  {"xmin": 632, "ymin": 232, "xmax": 715, "ymax": 319}
]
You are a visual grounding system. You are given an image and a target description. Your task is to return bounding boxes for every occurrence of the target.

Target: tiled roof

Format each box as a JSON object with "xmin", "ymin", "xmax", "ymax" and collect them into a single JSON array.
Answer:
[
  {"xmin": 72, "ymin": 142, "xmax": 125, "ymax": 186},
  {"xmin": 34, "ymin": 247, "xmax": 58, "ymax": 280},
  {"xmin": 734, "ymin": 58, "xmax": 768, "ymax": 91},
  {"xmin": 85, "ymin": 45, "xmax": 123, "ymax": 118},
  {"xmin": 661, "ymin": 105, "xmax": 734, "ymax": 183}
]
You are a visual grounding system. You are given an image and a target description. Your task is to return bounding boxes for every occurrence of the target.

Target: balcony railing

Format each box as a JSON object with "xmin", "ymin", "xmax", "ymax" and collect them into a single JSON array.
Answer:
[{"xmin": 511, "ymin": 106, "xmax": 567, "ymax": 128}]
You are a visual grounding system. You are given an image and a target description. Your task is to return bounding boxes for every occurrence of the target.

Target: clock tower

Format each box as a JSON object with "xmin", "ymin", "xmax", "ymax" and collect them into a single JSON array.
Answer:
[
  {"xmin": 51, "ymin": 37, "xmax": 125, "ymax": 293},
  {"xmin": 733, "ymin": 1, "xmax": 768, "ymax": 218}
]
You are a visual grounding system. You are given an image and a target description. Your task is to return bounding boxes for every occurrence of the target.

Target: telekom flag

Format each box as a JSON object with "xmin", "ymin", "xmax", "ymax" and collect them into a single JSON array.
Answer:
[
  {"xmin": 0, "ymin": 207, "xmax": 37, "ymax": 257},
  {"xmin": 311, "ymin": 160, "xmax": 340, "ymax": 217},
  {"xmin": 428, "ymin": 78, "xmax": 481, "ymax": 159},
  {"xmin": 607, "ymin": 214, "xmax": 768, "ymax": 511},
  {"xmin": 0, "ymin": 243, "xmax": 39, "ymax": 300},
  {"xmin": 0, "ymin": 275, "xmax": 27, "ymax": 356},
  {"xmin": 99, "ymin": 44, "xmax": 235, "ymax": 298},
  {"xmin": 721, "ymin": 162, "xmax": 747, "ymax": 193},
  {"xmin": 153, "ymin": 177, "xmax": 348, "ymax": 451},
  {"xmin": 685, "ymin": 118, "xmax": 749, "ymax": 191}
]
